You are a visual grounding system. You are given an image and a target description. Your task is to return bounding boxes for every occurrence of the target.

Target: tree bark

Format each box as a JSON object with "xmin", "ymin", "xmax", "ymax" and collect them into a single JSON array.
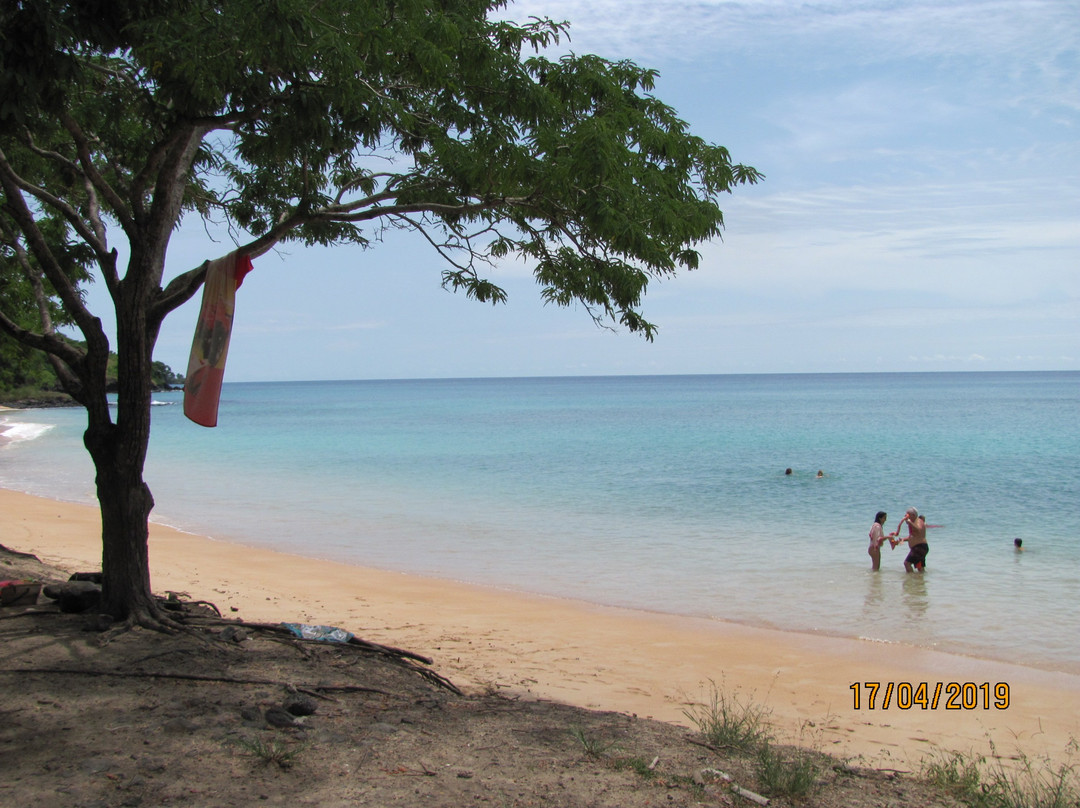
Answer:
[
  {"xmin": 81, "ymin": 262, "xmax": 164, "ymax": 624},
  {"xmin": 92, "ymin": 449, "xmax": 158, "ymax": 622}
]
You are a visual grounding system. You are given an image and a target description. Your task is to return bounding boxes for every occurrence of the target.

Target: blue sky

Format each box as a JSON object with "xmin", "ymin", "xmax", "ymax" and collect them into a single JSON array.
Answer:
[{"xmin": 123, "ymin": 0, "xmax": 1079, "ymax": 380}]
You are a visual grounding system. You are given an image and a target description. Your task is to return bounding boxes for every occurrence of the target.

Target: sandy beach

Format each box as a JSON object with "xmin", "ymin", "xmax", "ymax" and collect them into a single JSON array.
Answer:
[{"xmin": 3, "ymin": 487, "xmax": 1078, "ymax": 771}]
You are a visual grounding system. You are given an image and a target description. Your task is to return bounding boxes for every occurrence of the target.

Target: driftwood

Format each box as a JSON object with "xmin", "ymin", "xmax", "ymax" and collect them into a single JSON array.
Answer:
[
  {"xmin": 687, "ymin": 736, "xmax": 743, "ymax": 754},
  {"xmin": 290, "ymin": 684, "xmax": 338, "ymax": 703},
  {"xmin": 699, "ymin": 768, "xmax": 770, "ymax": 806}
]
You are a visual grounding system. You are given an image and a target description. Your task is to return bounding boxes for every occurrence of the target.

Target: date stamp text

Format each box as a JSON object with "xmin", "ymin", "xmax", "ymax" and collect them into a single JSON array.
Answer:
[{"xmin": 850, "ymin": 682, "xmax": 1010, "ymax": 710}]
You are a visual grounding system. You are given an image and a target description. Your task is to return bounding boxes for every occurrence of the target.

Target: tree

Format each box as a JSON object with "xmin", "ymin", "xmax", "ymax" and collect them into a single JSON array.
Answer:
[{"xmin": 0, "ymin": 0, "xmax": 761, "ymax": 627}]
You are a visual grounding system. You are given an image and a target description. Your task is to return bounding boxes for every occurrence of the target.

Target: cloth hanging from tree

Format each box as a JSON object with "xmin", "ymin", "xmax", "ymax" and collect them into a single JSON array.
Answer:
[{"xmin": 183, "ymin": 252, "xmax": 253, "ymax": 427}]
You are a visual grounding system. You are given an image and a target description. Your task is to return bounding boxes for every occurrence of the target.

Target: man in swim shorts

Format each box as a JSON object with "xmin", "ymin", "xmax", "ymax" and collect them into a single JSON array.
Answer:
[{"xmin": 895, "ymin": 507, "xmax": 928, "ymax": 572}]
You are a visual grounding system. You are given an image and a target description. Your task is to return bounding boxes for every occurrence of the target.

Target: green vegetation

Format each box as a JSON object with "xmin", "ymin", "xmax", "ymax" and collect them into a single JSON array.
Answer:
[
  {"xmin": 682, "ymin": 679, "xmax": 772, "ymax": 753},
  {"xmin": 149, "ymin": 361, "xmax": 184, "ymax": 390},
  {"xmin": 923, "ymin": 748, "xmax": 986, "ymax": 797},
  {"xmin": 568, "ymin": 682, "xmax": 1077, "ymax": 806},
  {"xmin": 569, "ymin": 726, "xmax": 705, "ymax": 796},
  {"xmin": 569, "ymin": 725, "xmax": 618, "ymax": 758},
  {"xmin": 0, "ymin": 337, "xmax": 58, "ymax": 400},
  {"xmin": 682, "ymin": 679, "xmax": 823, "ymax": 799},
  {"xmin": 0, "ymin": 340, "xmax": 183, "ymax": 403},
  {"xmin": 232, "ymin": 736, "xmax": 306, "ymax": 770},
  {"xmin": 680, "ymin": 680, "xmax": 1080, "ymax": 805},
  {"xmin": 922, "ymin": 744, "xmax": 1080, "ymax": 808},
  {"xmin": 612, "ymin": 755, "xmax": 660, "ymax": 780},
  {"xmin": 754, "ymin": 739, "xmax": 821, "ymax": 799}
]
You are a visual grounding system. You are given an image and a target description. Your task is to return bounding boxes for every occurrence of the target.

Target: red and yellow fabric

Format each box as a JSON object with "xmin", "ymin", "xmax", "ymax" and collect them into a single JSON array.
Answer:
[{"xmin": 183, "ymin": 252, "xmax": 253, "ymax": 427}]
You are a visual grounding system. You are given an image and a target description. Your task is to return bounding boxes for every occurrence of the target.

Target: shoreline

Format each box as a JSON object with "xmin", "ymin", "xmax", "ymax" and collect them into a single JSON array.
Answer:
[{"xmin": 3, "ymin": 487, "xmax": 1079, "ymax": 770}]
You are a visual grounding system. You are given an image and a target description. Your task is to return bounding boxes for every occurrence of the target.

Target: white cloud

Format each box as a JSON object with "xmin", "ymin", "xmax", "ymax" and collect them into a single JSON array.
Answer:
[{"xmin": 503, "ymin": 0, "xmax": 1079, "ymax": 68}]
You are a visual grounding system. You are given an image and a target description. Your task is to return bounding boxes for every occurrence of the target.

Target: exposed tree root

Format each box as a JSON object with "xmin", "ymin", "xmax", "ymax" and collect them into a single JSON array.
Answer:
[
  {"xmin": 1, "ymin": 666, "xmax": 395, "ymax": 697},
  {"xmin": 183, "ymin": 615, "xmax": 462, "ymax": 695},
  {"xmin": 0, "ymin": 610, "xmax": 58, "ymax": 621},
  {"xmin": 97, "ymin": 597, "xmax": 195, "ymax": 640},
  {"xmin": 4, "ymin": 588, "xmax": 461, "ymax": 695}
]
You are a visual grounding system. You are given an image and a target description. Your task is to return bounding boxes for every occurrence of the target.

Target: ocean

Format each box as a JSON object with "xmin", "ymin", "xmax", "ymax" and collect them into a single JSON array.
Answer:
[{"xmin": 3, "ymin": 371, "xmax": 1078, "ymax": 673}]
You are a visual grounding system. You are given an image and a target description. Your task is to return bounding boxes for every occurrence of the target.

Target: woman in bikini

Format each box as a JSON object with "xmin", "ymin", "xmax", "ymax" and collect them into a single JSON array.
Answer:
[{"xmin": 867, "ymin": 511, "xmax": 896, "ymax": 571}]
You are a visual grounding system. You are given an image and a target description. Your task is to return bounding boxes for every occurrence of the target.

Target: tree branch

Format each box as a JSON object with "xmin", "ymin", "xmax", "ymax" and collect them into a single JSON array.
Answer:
[
  {"xmin": 0, "ymin": 308, "xmax": 85, "ymax": 374},
  {"xmin": 59, "ymin": 112, "xmax": 135, "ymax": 245},
  {"xmin": 0, "ymin": 151, "xmax": 112, "ymax": 269},
  {"xmin": 142, "ymin": 124, "xmax": 214, "ymax": 285},
  {"xmin": 0, "ymin": 219, "xmax": 55, "ymax": 334},
  {"xmin": 320, "ymin": 195, "xmax": 533, "ymax": 224},
  {"xmin": 149, "ymin": 260, "xmax": 209, "ymax": 328},
  {"xmin": 0, "ymin": 148, "xmax": 101, "ymax": 339}
]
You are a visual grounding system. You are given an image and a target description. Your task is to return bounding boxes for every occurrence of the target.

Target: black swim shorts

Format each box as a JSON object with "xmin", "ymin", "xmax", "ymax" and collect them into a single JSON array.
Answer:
[{"xmin": 905, "ymin": 543, "xmax": 929, "ymax": 568}]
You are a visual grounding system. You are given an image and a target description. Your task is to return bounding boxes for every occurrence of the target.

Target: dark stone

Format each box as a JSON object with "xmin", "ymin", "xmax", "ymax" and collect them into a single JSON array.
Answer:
[
  {"xmin": 68, "ymin": 571, "xmax": 103, "ymax": 584},
  {"xmin": 42, "ymin": 580, "xmax": 102, "ymax": 613},
  {"xmin": 263, "ymin": 707, "xmax": 298, "ymax": 728},
  {"xmin": 283, "ymin": 694, "xmax": 318, "ymax": 717},
  {"xmin": 219, "ymin": 625, "xmax": 249, "ymax": 643}
]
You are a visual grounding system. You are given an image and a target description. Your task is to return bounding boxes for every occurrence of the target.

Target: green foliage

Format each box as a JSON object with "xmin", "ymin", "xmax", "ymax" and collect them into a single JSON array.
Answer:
[
  {"xmin": 923, "ymin": 749, "xmax": 988, "ymax": 801},
  {"xmin": 612, "ymin": 756, "xmax": 659, "ymax": 781},
  {"xmin": 754, "ymin": 740, "xmax": 821, "ymax": 799},
  {"xmin": 232, "ymin": 736, "xmax": 306, "ymax": 770},
  {"xmin": 683, "ymin": 680, "xmax": 772, "ymax": 753},
  {"xmin": 151, "ymin": 361, "xmax": 183, "ymax": 388},
  {"xmin": 569, "ymin": 726, "xmax": 618, "ymax": 758},
  {"xmin": 922, "ymin": 745, "xmax": 1080, "ymax": 808},
  {"xmin": 0, "ymin": 336, "xmax": 182, "ymax": 398},
  {"xmin": 0, "ymin": 338, "xmax": 56, "ymax": 394},
  {"xmin": 569, "ymin": 727, "xmax": 666, "ymax": 786},
  {"xmin": 2, "ymin": 0, "xmax": 761, "ymax": 356}
]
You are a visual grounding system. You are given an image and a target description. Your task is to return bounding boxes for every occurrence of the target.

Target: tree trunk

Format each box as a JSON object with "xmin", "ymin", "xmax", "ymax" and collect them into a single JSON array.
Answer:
[
  {"xmin": 82, "ymin": 273, "xmax": 166, "ymax": 625},
  {"xmin": 92, "ymin": 443, "xmax": 159, "ymax": 622}
]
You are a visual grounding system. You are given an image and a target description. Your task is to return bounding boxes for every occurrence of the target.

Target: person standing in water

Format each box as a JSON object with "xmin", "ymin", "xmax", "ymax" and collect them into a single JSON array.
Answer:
[
  {"xmin": 893, "ymin": 507, "xmax": 928, "ymax": 572},
  {"xmin": 867, "ymin": 511, "xmax": 896, "ymax": 571}
]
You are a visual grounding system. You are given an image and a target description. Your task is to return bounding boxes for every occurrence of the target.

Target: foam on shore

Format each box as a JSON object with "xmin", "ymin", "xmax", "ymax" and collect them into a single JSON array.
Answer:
[
  {"xmin": 2, "ymin": 486, "xmax": 1078, "ymax": 770},
  {"xmin": 0, "ymin": 421, "xmax": 55, "ymax": 444}
]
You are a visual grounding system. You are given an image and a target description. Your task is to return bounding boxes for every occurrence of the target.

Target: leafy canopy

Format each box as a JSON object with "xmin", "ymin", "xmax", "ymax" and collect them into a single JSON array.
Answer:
[{"xmin": 1, "ymin": 0, "xmax": 761, "ymax": 374}]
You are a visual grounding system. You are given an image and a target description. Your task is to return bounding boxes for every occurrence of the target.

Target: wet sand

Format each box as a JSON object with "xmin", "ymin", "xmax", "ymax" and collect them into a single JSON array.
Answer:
[{"xmin": 2, "ymin": 487, "xmax": 1078, "ymax": 770}]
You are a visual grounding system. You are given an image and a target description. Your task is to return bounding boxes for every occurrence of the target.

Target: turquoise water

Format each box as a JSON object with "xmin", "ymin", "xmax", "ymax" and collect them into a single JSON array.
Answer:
[{"xmin": 3, "ymin": 372, "xmax": 1079, "ymax": 672}]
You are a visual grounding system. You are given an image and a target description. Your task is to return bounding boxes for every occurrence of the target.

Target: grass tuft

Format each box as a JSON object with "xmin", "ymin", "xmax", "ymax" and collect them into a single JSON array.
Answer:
[
  {"xmin": 612, "ymin": 756, "xmax": 659, "ymax": 780},
  {"xmin": 233, "ymin": 736, "xmax": 306, "ymax": 769},
  {"xmin": 569, "ymin": 726, "xmax": 618, "ymax": 758},
  {"xmin": 755, "ymin": 739, "xmax": 821, "ymax": 798},
  {"xmin": 922, "ymin": 744, "xmax": 1080, "ymax": 808},
  {"xmin": 683, "ymin": 679, "xmax": 772, "ymax": 752}
]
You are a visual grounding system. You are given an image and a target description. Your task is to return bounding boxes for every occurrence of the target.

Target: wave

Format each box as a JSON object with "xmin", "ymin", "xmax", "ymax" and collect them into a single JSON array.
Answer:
[{"xmin": 0, "ymin": 422, "xmax": 55, "ymax": 444}]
